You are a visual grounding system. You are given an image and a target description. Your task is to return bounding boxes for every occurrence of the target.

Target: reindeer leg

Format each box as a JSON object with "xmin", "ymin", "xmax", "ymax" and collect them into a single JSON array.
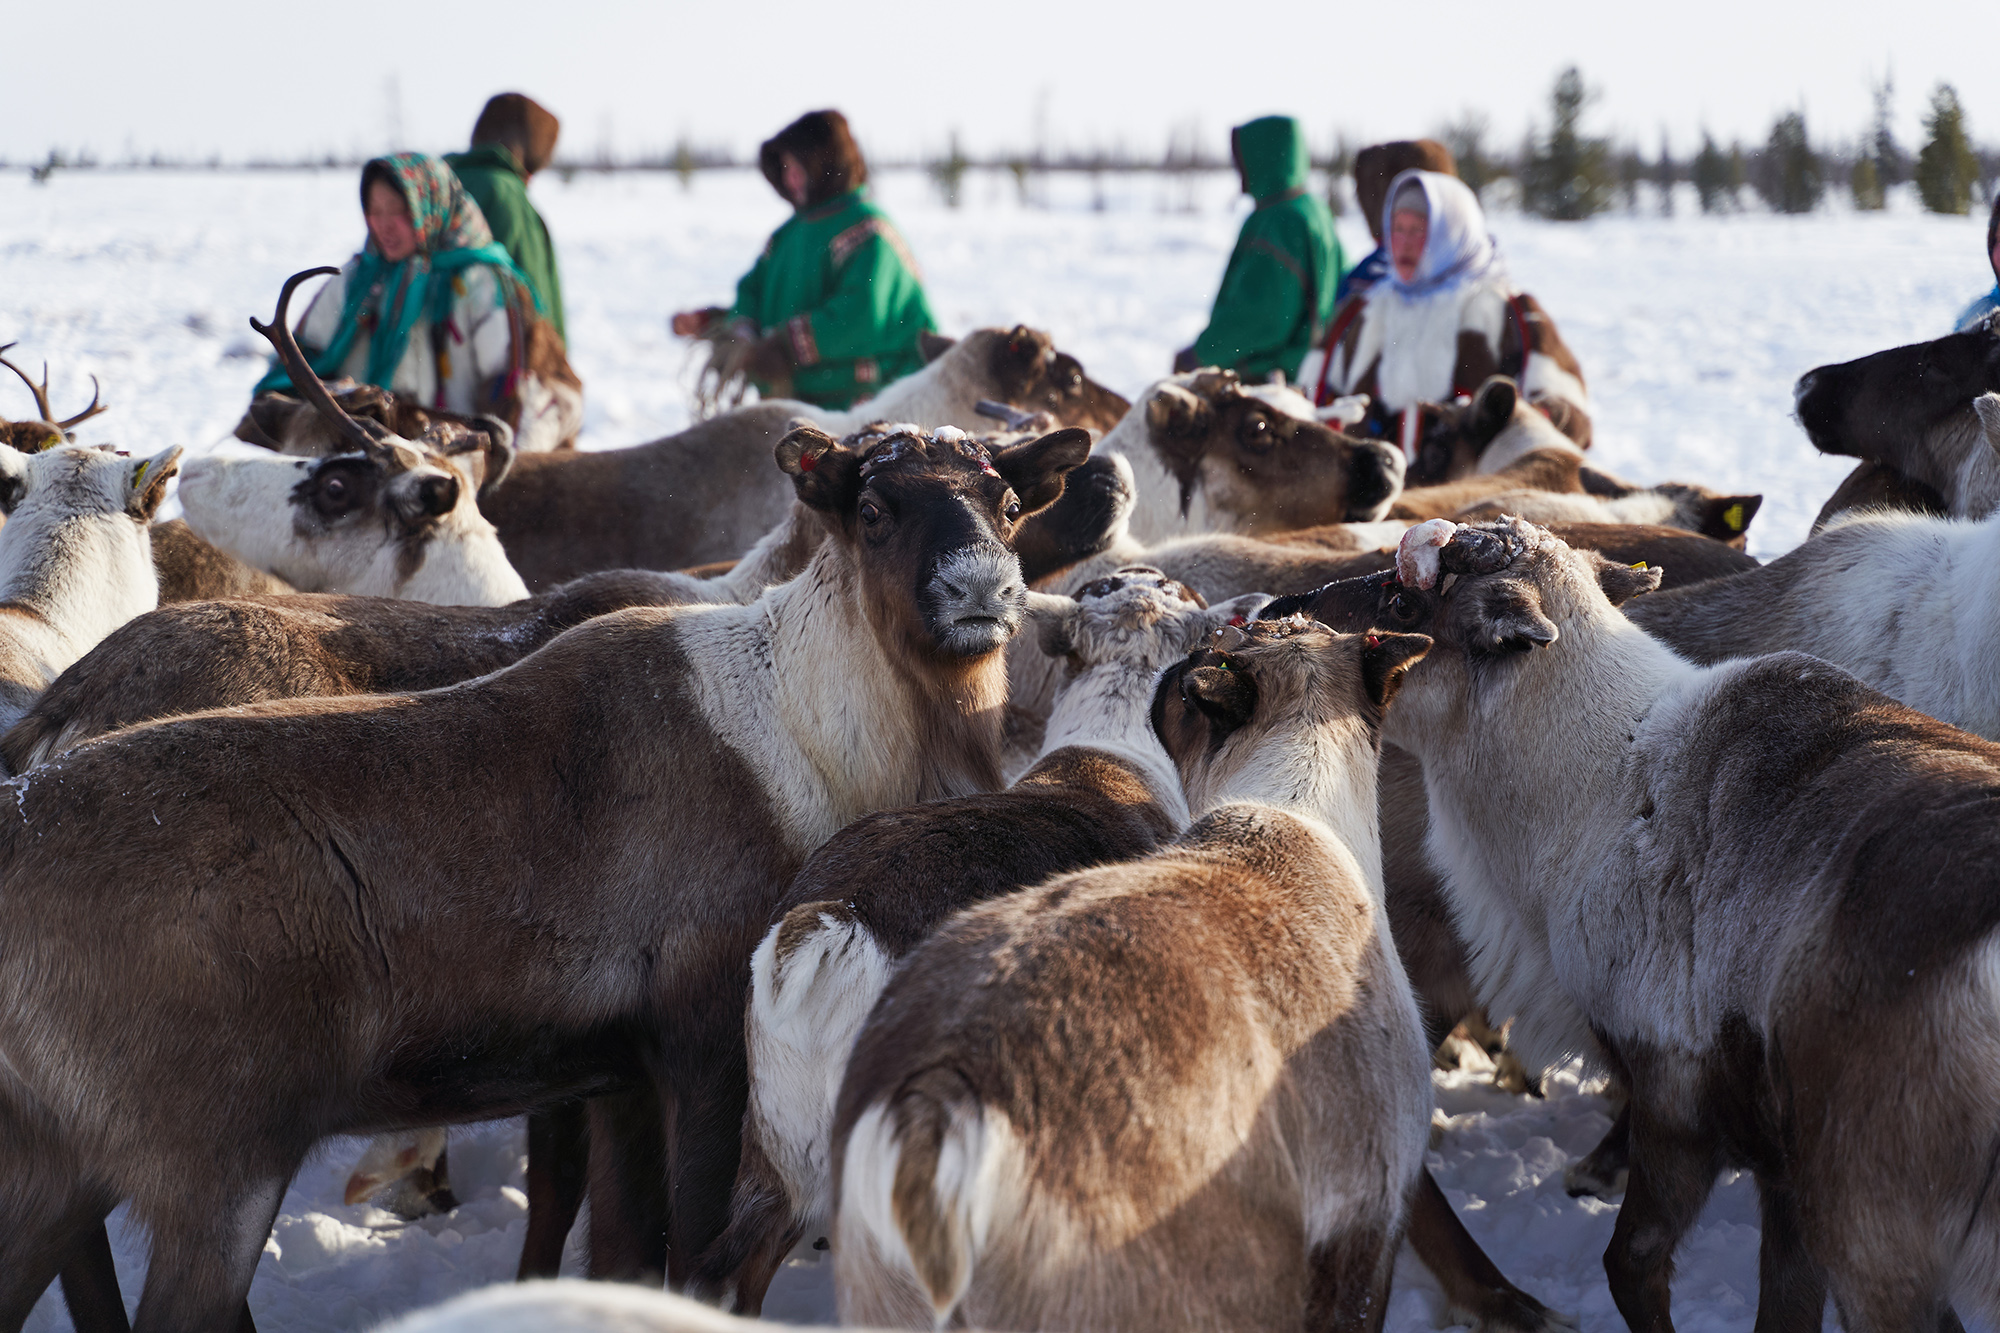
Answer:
[
  {"xmin": 59, "ymin": 1222, "xmax": 129, "ymax": 1333},
  {"xmin": 585, "ymin": 1088, "xmax": 672, "ymax": 1283},
  {"xmin": 661, "ymin": 1054, "xmax": 750, "ymax": 1291},
  {"xmin": 1603, "ymin": 1110, "xmax": 1718, "ymax": 1333},
  {"xmin": 1565, "ymin": 1097, "xmax": 1632, "ymax": 1199},
  {"xmin": 1305, "ymin": 1222, "xmax": 1398, "ymax": 1333},
  {"xmin": 1751, "ymin": 1179, "xmax": 1824, "ymax": 1333},
  {"xmin": 684, "ymin": 1109, "xmax": 798, "ymax": 1312},
  {"xmin": 130, "ymin": 1171, "xmax": 286, "ymax": 1333},
  {"xmin": 517, "ymin": 1102, "xmax": 590, "ymax": 1280},
  {"xmin": 1407, "ymin": 1168, "xmax": 1572, "ymax": 1331}
]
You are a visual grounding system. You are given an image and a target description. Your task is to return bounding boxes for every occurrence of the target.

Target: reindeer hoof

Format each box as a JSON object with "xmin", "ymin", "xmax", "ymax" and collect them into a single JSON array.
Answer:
[{"xmin": 1443, "ymin": 1289, "xmax": 1581, "ymax": 1333}]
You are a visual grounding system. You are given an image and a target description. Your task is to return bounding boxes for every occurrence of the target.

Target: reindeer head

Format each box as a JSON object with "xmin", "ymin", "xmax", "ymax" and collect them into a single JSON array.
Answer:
[
  {"xmin": 0, "ymin": 344, "xmax": 108, "ymax": 451},
  {"xmin": 1151, "ymin": 615, "xmax": 1429, "ymax": 817},
  {"xmin": 776, "ymin": 420, "xmax": 1091, "ymax": 665},
  {"xmin": 177, "ymin": 269, "xmax": 524, "ymax": 605},
  {"xmin": 950, "ymin": 326, "xmax": 1131, "ymax": 435},
  {"xmin": 1025, "ymin": 565, "xmax": 1268, "ymax": 676},
  {"xmin": 1794, "ymin": 318, "xmax": 2000, "ymax": 515},
  {"xmin": 1145, "ymin": 370, "xmax": 1404, "ymax": 531},
  {"xmin": 0, "ymin": 440, "xmax": 182, "ymax": 633}
]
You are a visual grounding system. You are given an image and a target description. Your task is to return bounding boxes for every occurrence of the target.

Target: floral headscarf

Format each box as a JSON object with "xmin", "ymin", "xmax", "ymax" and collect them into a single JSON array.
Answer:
[{"xmin": 259, "ymin": 152, "xmax": 540, "ymax": 397}]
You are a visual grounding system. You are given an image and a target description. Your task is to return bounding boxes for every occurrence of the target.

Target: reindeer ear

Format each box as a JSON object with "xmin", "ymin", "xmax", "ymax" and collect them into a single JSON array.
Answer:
[
  {"xmin": 0, "ymin": 445, "xmax": 30, "ymax": 514},
  {"xmin": 918, "ymin": 331, "xmax": 957, "ymax": 364},
  {"xmin": 999, "ymin": 326, "xmax": 1052, "ymax": 377},
  {"xmin": 775, "ymin": 426, "xmax": 862, "ymax": 514},
  {"xmin": 1697, "ymin": 493, "xmax": 1762, "ymax": 542},
  {"xmin": 992, "ymin": 428, "xmax": 1092, "ymax": 518},
  {"xmin": 1359, "ymin": 632, "xmax": 1432, "ymax": 709},
  {"xmin": 1593, "ymin": 554, "xmax": 1666, "ymax": 606},
  {"xmin": 1182, "ymin": 660, "xmax": 1259, "ymax": 731},
  {"xmin": 237, "ymin": 393, "xmax": 303, "ymax": 451},
  {"xmin": 125, "ymin": 445, "xmax": 183, "ymax": 521},
  {"xmin": 1023, "ymin": 591, "xmax": 1082, "ymax": 659},
  {"xmin": 1469, "ymin": 584, "xmax": 1558, "ymax": 654},
  {"xmin": 1202, "ymin": 593, "xmax": 1268, "ymax": 635},
  {"xmin": 1468, "ymin": 376, "xmax": 1518, "ymax": 449},
  {"xmin": 469, "ymin": 415, "xmax": 516, "ymax": 502},
  {"xmin": 415, "ymin": 470, "xmax": 460, "ymax": 518},
  {"xmin": 1145, "ymin": 382, "xmax": 1213, "ymax": 440}
]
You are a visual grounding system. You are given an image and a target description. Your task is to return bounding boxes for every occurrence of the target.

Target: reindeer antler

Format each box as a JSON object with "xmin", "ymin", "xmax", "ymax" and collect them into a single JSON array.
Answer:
[
  {"xmin": 0, "ymin": 343, "xmax": 108, "ymax": 433},
  {"xmin": 249, "ymin": 268, "xmax": 391, "ymax": 457}
]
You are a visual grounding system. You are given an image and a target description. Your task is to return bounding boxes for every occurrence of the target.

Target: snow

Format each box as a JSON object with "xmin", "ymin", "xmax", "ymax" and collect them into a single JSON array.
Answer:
[{"xmin": 4, "ymin": 168, "xmax": 1995, "ymax": 1331}]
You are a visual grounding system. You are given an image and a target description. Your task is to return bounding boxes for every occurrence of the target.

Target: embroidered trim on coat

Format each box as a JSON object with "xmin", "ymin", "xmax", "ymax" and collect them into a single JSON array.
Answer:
[{"xmin": 787, "ymin": 315, "xmax": 820, "ymax": 366}]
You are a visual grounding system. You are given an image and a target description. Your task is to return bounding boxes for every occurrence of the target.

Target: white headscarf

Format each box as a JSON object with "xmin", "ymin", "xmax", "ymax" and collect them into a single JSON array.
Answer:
[{"xmin": 1381, "ymin": 169, "xmax": 1505, "ymax": 299}]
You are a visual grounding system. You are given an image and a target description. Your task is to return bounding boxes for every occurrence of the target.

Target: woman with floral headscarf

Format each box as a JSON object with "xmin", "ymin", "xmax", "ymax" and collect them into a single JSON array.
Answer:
[
  {"xmin": 255, "ymin": 153, "xmax": 581, "ymax": 451},
  {"xmin": 1301, "ymin": 168, "xmax": 1591, "ymax": 464}
]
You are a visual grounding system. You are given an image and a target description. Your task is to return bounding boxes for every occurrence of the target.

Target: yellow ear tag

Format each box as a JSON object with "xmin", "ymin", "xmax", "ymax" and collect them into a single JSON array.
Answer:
[
  {"xmin": 1629, "ymin": 560, "xmax": 1648, "ymax": 569},
  {"xmin": 132, "ymin": 460, "xmax": 148, "ymax": 487},
  {"xmin": 1723, "ymin": 503, "xmax": 1745, "ymax": 532}
]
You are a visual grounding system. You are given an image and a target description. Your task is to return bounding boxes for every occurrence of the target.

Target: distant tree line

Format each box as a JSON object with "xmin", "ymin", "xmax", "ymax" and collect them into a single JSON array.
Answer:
[{"xmin": 17, "ymin": 69, "xmax": 1999, "ymax": 218}]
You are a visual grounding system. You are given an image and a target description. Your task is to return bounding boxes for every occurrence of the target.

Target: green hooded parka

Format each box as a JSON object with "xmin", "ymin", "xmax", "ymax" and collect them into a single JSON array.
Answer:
[
  {"xmin": 445, "ymin": 143, "xmax": 567, "ymax": 342},
  {"xmin": 1192, "ymin": 116, "xmax": 1344, "ymax": 381},
  {"xmin": 729, "ymin": 185, "xmax": 938, "ymax": 409}
]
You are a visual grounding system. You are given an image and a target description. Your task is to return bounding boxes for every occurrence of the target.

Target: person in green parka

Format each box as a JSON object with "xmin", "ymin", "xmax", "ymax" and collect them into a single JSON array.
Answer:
[
  {"xmin": 672, "ymin": 110, "xmax": 938, "ymax": 410},
  {"xmin": 445, "ymin": 92, "xmax": 567, "ymax": 344},
  {"xmin": 1174, "ymin": 115, "xmax": 1344, "ymax": 383}
]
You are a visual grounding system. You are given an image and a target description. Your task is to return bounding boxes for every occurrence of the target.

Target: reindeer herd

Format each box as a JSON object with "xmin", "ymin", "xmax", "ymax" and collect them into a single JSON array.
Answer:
[{"xmin": 0, "ymin": 271, "xmax": 1996, "ymax": 1333}]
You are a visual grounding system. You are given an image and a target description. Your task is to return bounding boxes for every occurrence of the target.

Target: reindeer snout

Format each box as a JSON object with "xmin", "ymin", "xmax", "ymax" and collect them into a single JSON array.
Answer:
[
  {"xmin": 928, "ymin": 545, "xmax": 1027, "ymax": 657},
  {"xmin": 1345, "ymin": 440, "xmax": 1407, "ymax": 521}
]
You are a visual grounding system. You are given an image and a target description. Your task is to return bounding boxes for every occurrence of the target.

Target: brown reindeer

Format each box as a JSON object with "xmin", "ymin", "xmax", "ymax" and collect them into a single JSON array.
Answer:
[
  {"xmin": 690, "ymin": 569, "xmax": 1268, "ymax": 1312},
  {"xmin": 471, "ymin": 326, "xmax": 1126, "ymax": 590},
  {"xmin": 0, "ymin": 343, "xmax": 107, "ymax": 451},
  {"xmin": 0, "ymin": 420, "xmax": 1088, "ymax": 1331},
  {"xmin": 832, "ymin": 618, "xmax": 1435, "ymax": 1331}
]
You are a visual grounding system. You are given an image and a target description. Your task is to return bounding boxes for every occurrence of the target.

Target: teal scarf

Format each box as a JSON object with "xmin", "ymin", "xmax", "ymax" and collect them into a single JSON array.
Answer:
[{"xmin": 257, "ymin": 152, "xmax": 541, "ymax": 397}]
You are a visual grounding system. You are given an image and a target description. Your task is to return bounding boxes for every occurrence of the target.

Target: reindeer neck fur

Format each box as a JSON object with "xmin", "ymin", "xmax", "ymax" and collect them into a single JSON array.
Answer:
[
  {"xmin": 387, "ymin": 505, "xmax": 530, "ymax": 606},
  {"xmin": 1392, "ymin": 592, "xmax": 1693, "ymax": 1070},
  {"xmin": 687, "ymin": 541, "xmax": 1007, "ymax": 856},
  {"xmin": 0, "ymin": 505, "xmax": 156, "ymax": 657},
  {"xmin": 1037, "ymin": 657, "xmax": 1191, "ymax": 829},
  {"xmin": 1934, "ymin": 412, "xmax": 2000, "ymax": 518},
  {"xmin": 1195, "ymin": 709, "xmax": 1387, "ymax": 900},
  {"xmin": 1094, "ymin": 404, "xmax": 1230, "ymax": 541}
]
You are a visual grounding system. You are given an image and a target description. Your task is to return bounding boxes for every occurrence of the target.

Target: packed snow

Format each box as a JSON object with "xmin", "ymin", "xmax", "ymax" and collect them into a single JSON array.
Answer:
[{"xmin": 4, "ymin": 167, "xmax": 1994, "ymax": 1332}]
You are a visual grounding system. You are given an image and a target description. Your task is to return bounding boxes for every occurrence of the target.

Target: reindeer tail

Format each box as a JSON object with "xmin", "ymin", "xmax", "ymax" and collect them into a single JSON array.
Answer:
[{"xmin": 838, "ymin": 1069, "xmax": 1001, "ymax": 1325}]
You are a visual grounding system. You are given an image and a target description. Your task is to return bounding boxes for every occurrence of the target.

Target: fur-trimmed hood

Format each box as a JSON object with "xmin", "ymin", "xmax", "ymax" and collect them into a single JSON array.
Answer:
[{"xmin": 760, "ymin": 110, "xmax": 868, "ymax": 209}]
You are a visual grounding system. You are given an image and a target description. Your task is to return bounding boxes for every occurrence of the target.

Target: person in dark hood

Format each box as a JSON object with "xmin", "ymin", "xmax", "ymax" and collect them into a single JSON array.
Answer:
[
  {"xmin": 1173, "ymin": 115, "xmax": 1343, "ymax": 382},
  {"xmin": 671, "ymin": 110, "xmax": 937, "ymax": 409},
  {"xmin": 446, "ymin": 93, "xmax": 567, "ymax": 343}
]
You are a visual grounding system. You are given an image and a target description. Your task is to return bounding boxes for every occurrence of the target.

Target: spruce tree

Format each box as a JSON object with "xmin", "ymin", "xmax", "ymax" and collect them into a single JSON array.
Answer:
[
  {"xmin": 1915, "ymin": 83, "xmax": 1977, "ymax": 215},
  {"xmin": 1656, "ymin": 132, "xmax": 1677, "ymax": 216},
  {"xmin": 1757, "ymin": 111, "xmax": 1822, "ymax": 214},
  {"xmin": 1870, "ymin": 76, "xmax": 1906, "ymax": 188},
  {"xmin": 1693, "ymin": 132, "xmax": 1732, "ymax": 213},
  {"xmin": 1522, "ymin": 67, "xmax": 1615, "ymax": 220},
  {"xmin": 1851, "ymin": 155, "xmax": 1884, "ymax": 211}
]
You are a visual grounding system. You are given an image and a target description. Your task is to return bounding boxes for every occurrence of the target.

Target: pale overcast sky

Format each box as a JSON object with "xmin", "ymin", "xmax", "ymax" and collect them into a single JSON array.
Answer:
[{"xmin": 9, "ymin": 0, "xmax": 1995, "ymax": 165}]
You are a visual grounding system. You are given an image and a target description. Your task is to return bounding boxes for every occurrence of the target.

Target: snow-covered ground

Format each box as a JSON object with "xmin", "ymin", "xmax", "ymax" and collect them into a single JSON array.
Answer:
[{"xmin": 4, "ymin": 168, "xmax": 1995, "ymax": 1332}]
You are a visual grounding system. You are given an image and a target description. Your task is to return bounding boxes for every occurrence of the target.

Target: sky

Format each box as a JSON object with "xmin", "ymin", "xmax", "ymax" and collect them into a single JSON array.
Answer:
[{"xmin": 8, "ymin": 0, "xmax": 1996, "ymax": 166}]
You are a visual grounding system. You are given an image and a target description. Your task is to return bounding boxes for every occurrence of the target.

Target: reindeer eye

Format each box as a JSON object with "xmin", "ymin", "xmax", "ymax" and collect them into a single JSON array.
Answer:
[
  {"xmin": 859, "ymin": 501, "xmax": 883, "ymax": 526},
  {"xmin": 323, "ymin": 477, "xmax": 348, "ymax": 502},
  {"xmin": 1004, "ymin": 497, "xmax": 1022, "ymax": 521}
]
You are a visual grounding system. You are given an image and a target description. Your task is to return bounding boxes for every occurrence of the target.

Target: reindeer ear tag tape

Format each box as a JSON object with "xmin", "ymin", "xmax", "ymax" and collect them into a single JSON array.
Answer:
[
  {"xmin": 1723, "ymin": 503, "xmax": 1745, "ymax": 532},
  {"xmin": 798, "ymin": 448, "xmax": 819, "ymax": 473}
]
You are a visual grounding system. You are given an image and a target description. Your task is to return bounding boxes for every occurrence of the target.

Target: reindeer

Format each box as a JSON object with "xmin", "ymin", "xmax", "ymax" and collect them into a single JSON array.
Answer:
[
  {"xmin": 0, "ymin": 419, "xmax": 1088, "ymax": 1332},
  {"xmin": 1794, "ymin": 314, "xmax": 2000, "ymax": 524},
  {"xmin": 1621, "ymin": 395, "xmax": 2000, "ymax": 741},
  {"xmin": 465, "ymin": 326, "xmax": 1128, "ymax": 590},
  {"xmin": 1302, "ymin": 517, "xmax": 2000, "ymax": 1332},
  {"xmin": 1103, "ymin": 370, "xmax": 1405, "ymax": 540},
  {"xmin": 149, "ymin": 519, "xmax": 297, "ymax": 602},
  {"xmin": 691, "ymin": 569, "xmax": 1267, "ymax": 1312},
  {"xmin": 379, "ymin": 1279, "xmax": 920, "ymax": 1333},
  {"xmin": 0, "ymin": 440, "xmax": 181, "ymax": 733},
  {"xmin": 832, "ymin": 618, "xmax": 1437, "ymax": 1331},
  {"xmin": 177, "ymin": 270, "xmax": 527, "ymax": 606},
  {"xmin": 0, "ymin": 343, "xmax": 107, "ymax": 452}
]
